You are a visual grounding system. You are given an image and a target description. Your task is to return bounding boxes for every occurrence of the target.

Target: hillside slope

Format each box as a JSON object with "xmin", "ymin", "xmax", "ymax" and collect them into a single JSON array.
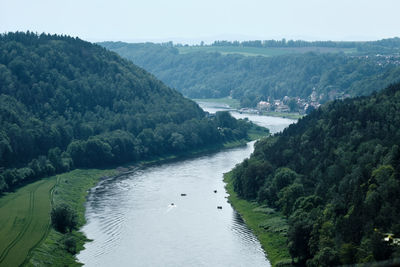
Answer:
[
  {"xmin": 230, "ymin": 83, "xmax": 400, "ymax": 265},
  {"xmin": 0, "ymin": 32, "xmax": 255, "ymax": 193},
  {"xmin": 100, "ymin": 42, "xmax": 400, "ymax": 107}
]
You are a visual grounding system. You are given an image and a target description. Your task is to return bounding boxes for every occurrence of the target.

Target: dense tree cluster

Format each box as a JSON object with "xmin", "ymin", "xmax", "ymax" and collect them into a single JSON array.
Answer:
[
  {"xmin": 51, "ymin": 204, "xmax": 78, "ymax": 233},
  {"xmin": 230, "ymin": 83, "xmax": 400, "ymax": 265},
  {"xmin": 0, "ymin": 32, "xmax": 254, "ymax": 193},
  {"xmin": 100, "ymin": 42, "xmax": 400, "ymax": 107}
]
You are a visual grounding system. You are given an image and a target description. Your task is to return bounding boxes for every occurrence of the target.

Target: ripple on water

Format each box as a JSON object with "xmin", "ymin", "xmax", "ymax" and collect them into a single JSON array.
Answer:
[
  {"xmin": 231, "ymin": 211, "xmax": 260, "ymax": 244},
  {"xmin": 78, "ymin": 112, "xmax": 295, "ymax": 266}
]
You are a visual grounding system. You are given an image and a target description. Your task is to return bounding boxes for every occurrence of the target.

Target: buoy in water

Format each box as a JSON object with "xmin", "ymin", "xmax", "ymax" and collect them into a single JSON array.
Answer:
[{"xmin": 214, "ymin": 190, "xmax": 217, "ymax": 193}]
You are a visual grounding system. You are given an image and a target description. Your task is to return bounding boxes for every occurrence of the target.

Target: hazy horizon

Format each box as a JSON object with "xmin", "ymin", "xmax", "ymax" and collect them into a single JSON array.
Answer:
[{"xmin": 1, "ymin": 0, "xmax": 400, "ymax": 44}]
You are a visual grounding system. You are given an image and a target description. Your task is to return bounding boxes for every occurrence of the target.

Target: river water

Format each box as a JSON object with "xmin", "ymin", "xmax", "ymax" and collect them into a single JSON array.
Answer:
[{"xmin": 77, "ymin": 102, "xmax": 295, "ymax": 267}]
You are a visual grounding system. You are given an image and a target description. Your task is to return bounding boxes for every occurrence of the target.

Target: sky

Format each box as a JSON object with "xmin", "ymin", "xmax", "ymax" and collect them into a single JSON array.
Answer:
[{"xmin": 1, "ymin": 0, "xmax": 400, "ymax": 44}]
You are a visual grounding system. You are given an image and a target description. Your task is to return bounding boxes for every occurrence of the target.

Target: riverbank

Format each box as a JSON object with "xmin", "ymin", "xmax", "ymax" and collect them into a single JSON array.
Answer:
[
  {"xmin": 27, "ymin": 169, "xmax": 116, "ymax": 266},
  {"xmin": 116, "ymin": 123, "xmax": 268, "ymax": 169},
  {"xmin": 257, "ymin": 111, "xmax": 303, "ymax": 120},
  {"xmin": 22, "ymin": 126, "xmax": 268, "ymax": 265},
  {"xmin": 224, "ymin": 172, "xmax": 293, "ymax": 267},
  {"xmin": 194, "ymin": 97, "xmax": 303, "ymax": 120}
]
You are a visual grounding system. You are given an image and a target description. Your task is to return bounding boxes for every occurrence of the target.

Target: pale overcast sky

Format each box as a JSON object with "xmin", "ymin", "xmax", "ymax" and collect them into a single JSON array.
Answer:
[{"xmin": 1, "ymin": 0, "xmax": 400, "ymax": 44}]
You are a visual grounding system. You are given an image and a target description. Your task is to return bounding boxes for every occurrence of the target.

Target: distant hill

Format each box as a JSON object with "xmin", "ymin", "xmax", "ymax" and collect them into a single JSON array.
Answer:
[
  {"xmin": 0, "ymin": 32, "xmax": 255, "ymax": 193},
  {"xmin": 100, "ymin": 41, "xmax": 400, "ymax": 107},
  {"xmin": 230, "ymin": 82, "xmax": 400, "ymax": 265}
]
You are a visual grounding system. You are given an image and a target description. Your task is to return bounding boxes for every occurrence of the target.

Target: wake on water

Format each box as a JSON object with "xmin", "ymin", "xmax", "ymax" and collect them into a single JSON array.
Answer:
[{"xmin": 165, "ymin": 204, "xmax": 177, "ymax": 213}]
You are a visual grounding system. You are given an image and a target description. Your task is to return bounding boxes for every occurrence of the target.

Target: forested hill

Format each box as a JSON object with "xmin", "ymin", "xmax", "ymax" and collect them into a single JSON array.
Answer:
[
  {"xmin": 0, "ymin": 32, "xmax": 255, "ymax": 193},
  {"xmin": 231, "ymin": 82, "xmax": 400, "ymax": 265},
  {"xmin": 100, "ymin": 41, "xmax": 400, "ymax": 107}
]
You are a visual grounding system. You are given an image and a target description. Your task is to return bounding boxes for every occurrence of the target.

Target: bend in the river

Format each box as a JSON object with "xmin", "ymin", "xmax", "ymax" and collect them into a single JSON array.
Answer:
[{"xmin": 77, "ymin": 102, "xmax": 295, "ymax": 267}]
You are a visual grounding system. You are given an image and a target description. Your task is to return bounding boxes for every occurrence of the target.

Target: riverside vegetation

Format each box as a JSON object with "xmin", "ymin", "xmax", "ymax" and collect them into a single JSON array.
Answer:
[
  {"xmin": 229, "ymin": 82, "xmax": 400, "ymax": 266},
  {"xmin": 2, "ymin": 31, "xmax": 400, "ymax": 266},
  {"xmin": 0, "ymin": 32, "xmax": 266, "ymax": 265},
  {"xmin": 0, "ymin": 32, "xmax": 263, "ymax": 194}
]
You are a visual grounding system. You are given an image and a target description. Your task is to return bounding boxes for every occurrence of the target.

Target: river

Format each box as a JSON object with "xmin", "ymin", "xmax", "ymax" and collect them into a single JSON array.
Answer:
[{"xmin": 77, "ymin": 102, "xmax": 295, "ymax": 266}]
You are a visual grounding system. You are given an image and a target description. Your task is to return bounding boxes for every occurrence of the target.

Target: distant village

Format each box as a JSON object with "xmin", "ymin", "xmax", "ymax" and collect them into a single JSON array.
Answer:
[
  {"xmin": 239, "ymin": 89, "xmax": 351, "ymax": 115},
  {"xmin": 239, "ymin": 53, "xmax": 400, "ymax": 115},
  {"xmin": 352, "ymin": 53, "xmax": 400, "ymax": 67}
]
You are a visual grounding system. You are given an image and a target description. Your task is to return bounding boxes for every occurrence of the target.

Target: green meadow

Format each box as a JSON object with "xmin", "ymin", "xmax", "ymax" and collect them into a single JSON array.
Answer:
[
  {"xmin": 0, "ymin": 131, "xmax": 268, "ymax": 266},
  {"xmin": 178, "ymin": 45, "xmax": 356, "ymax": 57},
  {"xmin": 0, "ymin": 178, "xmax": 56, "ymax": 267},
  {"xmin": 0, "ymin": 169, "xmax": 114, "ymax": 267}
]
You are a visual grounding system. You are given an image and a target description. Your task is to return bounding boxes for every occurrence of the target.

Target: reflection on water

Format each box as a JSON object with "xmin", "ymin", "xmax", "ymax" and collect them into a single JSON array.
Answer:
[
  {"xmin": 197, "ymin": 101, "xmax": 295, "ymax": 134},
  {"xmin": 77, "ymin": 103, "xmax": 295, "ymax": 267}
]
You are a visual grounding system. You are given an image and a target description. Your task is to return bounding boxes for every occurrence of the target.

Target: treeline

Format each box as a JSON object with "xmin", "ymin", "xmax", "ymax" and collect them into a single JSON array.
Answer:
[
  {"xmin": 230, "ymin": 83, "xmax": 400, "ymax": 265},
  {"xmin": 0, "ymin": 32, "xmax": 255, "ymax": 193},
  {"xmin": 100, "ymin": 42, "xmax": 400, "ymax": 107},
  {"xmin": 154, "ymin": 38, "xmax": 400, "ymax": 51},
  {"xmin": 211, "ymin": 37, "xmax": 400, "ymax": 51},
  {"xmin": 211, "ymin": 39, "xmax": 358, "ymax": 48}
]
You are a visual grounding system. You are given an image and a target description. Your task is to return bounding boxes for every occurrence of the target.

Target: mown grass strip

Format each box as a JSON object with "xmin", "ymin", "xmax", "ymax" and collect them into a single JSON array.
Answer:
[
  {"xmin": 0, "ymin": 178, "xmax": 56, "ymax": 267},
  {"xmin": 224, "ymin": 172, "xmax": 293, "ymax": 267},
  {"xmin": 26, "ymin": 169, "xmax": 115, "ymax": 267}
]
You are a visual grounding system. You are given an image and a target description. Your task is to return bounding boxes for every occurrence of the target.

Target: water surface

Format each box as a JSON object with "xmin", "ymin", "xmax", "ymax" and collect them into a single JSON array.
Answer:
[{"xmin": 77, "ymin": 102, "xmax": 295, "ymax": 266}]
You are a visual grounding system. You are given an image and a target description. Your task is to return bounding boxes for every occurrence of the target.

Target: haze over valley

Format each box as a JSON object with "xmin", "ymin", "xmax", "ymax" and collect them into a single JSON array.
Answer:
[{"xmin": 1, "ymin": 1, "xmax": 400, "ymax": 266}]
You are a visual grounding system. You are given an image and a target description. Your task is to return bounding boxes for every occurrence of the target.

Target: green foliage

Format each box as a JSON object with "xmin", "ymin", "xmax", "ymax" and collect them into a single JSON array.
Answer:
[
  {"xmin": 230, "ymin": 82, "xmax": 400, "ymax": 265},
  {"xmin": 100, "ymin": 41, "xmax": 400, "ymax": 107},
  {"xmin": 63, "ymin": 234, "xmax": 77, "ymax": 254},
  {"xmin": 51, "ymin": 204, "xmax": 78, "ymax": 233},
  {"xmin": 258, "ymin": 216, "xmax": 289, "ymax": 234},
  {"xmin": 224, "ymin": 173, "xmax": 292, "ymax": 266},
  {"xmin": 0, "ymin": 32, "xmax": 254, "ymax": 193}
]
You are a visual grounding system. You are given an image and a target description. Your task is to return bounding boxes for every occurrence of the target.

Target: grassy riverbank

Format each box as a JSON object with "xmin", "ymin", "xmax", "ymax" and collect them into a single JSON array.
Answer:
[
  {"xmin": 259, "ymin": 111, "xmax": 303, "ymax": 120},
  {"xmin": 26, "ymin": 169, "xmax": 115, "ymax": 266},
  {"xmin": 224, "ymin": 172, "xmax": 293, "ymax": 267},
  {"xmin": 1, "ymin": 125, "xmax": 268, "ymax": 266}
]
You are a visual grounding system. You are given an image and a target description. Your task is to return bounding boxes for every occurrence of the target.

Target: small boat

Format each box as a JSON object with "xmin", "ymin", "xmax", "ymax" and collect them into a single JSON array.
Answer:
[
  {"xmin": 217, "ymin": 206, "xmax": 222, "ymax": 209},
  {"xmin": 181, "ymin": 193, "xmax": 187, "ymax": 196},
  {"xmin": 171, "ymin": 203, "xmax": 175, "ymax": 206}
]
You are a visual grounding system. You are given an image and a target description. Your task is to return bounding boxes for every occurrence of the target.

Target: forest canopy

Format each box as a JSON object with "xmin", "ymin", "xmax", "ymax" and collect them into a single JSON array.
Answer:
[
  {"xmin": 0, "ymin": 32, "xmax": 257, "ymax": 193},
  {"xmin": 230, "ymin": 82, "xmax": 400, "ymax": 265},
  {"xmin": 100, "ymin": 41, "xmax": 400, "ymax": 107}
]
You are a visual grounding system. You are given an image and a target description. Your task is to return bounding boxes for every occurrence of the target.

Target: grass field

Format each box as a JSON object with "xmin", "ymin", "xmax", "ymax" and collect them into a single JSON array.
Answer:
[
  {"xmin": 0, "ymin": 169, "xmax": 115, "ymax": 267},
  {"xmin": 224, "ymin": 172, "xmax": 293, "ymax": 267},
  {"xmin": 178, "ymin": 46, "xmax": 357, "ymax": 57},
  {"xmin": 27, "ymin": 169, "xmax": 115, "ymax": 266},
  {"xmin": 193, "ymin": 97, "xmax": 241, "ymax": 109},
  {"xmin": 0, "ymin": 178, "xmax": 56, "ymax": 267},
  {"xmin": 0, "ymin": 128, "xmax": 269, "ymax": 266}
]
